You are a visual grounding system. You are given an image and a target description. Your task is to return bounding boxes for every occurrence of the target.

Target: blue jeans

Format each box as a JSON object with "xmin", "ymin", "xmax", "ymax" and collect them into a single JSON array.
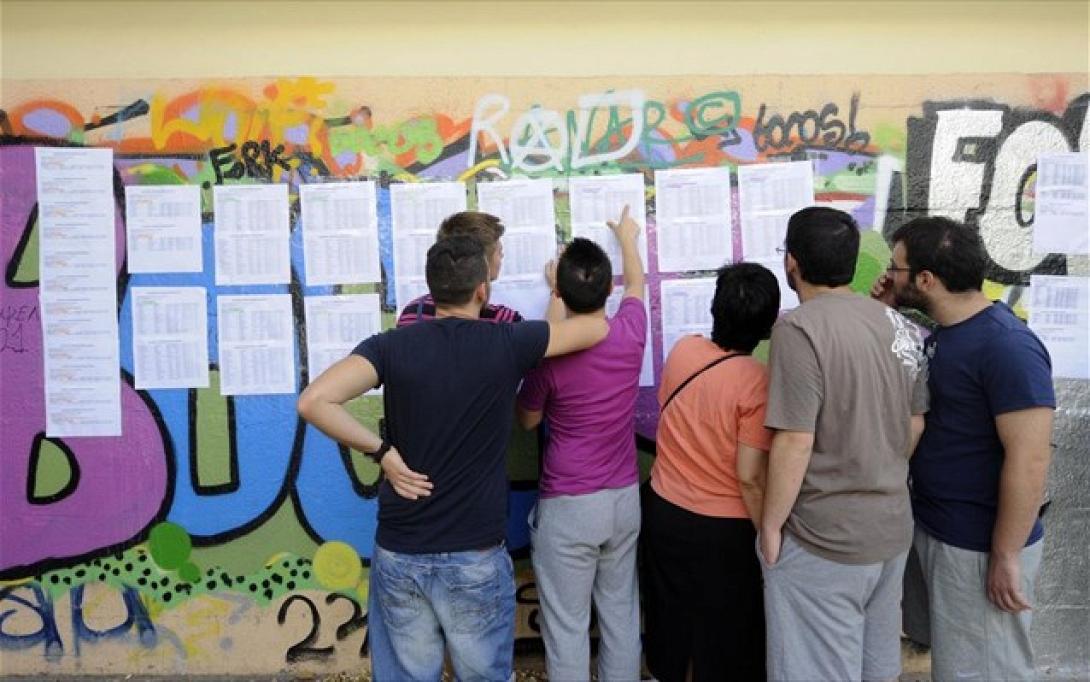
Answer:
[{"xmin": 368, "ymin": 543, "xmax": 515, "ymax": 681}]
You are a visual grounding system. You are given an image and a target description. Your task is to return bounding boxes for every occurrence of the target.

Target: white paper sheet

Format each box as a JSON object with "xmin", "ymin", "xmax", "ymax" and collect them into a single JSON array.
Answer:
[
  {"xmin": 390, "ymin": 182, "xmax": 468, "ymax": 307},
  {"xmin": 36, "ymin": 146, "xmax": 122, "ymax": 437},
  {"xmin": 125, "ymin": 185, "xmax": 203, "ymax": 273},
  {"xmin": 1028, "ymin": 275, "xmax": 1089, "ymax": 379},
  {"xmin": 1033, "ymin": 153, "xmax": 1089, "ymax": 255},
  {"xmin": 605, "ymin": 287, "xmax": 655, "ymax": 386},
  {"xmin": 131, "ymin": 287, "xmax": 209, "ymax": 389},
  {"xmin": 737, "ymin": 161, "xmax": 815, "ymax": 261},
  {"xmin": 477, "ymin": 178, "xmax": 557, "ymax": 320},
  {"xmin": 300, "ymin": 182, "xmax": 381, "ymax": 285},
  {"xmin": 659, "ymin": 277, "xmax": 717, "ymax": 362},
  {"xmin": 213, "ymin": 184, "xmax": 291, "ymax": 285},
  {"xmin": 488, "ymin": 279, "xmax": 552, "ymax": 321},
  {"xmin": 216, "ymin": 294, "xmax": 296, "ymax": 395},
  {"xmin": 752, "ymin": 258, "xmax": 800, "ymax": 311},
  {"xmin": 304, "ymin": 294, "xmax": 383, "ymax": 384},
  {"xmin": 654, "ymin": 167, "xmax": 734, "ymax": 272},
  {"xmin": 569, "ymin": 174, "xmax": 649, "ymax": 276},
  {"xmin": 477, "ymin": 178, "xmax": 558, "ymax": 277}
]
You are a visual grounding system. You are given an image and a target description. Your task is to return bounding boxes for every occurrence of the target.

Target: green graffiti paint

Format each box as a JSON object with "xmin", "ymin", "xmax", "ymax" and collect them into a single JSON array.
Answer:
[
  {"xmin": 148, "ymin": 522, "xmax": 192, "ymax": 570},
  {"xmin": 177, "ymin": 561, "xmax": 201, "ymax": 583},
  {"xmin": 193, "ymin": 372, "xmax": 234, "ymax": 491},
  {"xmin": 30, "ymin": 438, "xmax": 74, "ymax": 500}
]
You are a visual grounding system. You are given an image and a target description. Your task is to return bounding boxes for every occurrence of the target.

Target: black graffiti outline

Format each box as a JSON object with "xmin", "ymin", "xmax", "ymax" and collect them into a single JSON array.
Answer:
[
  {"xmin": 277, "ymin": 594, "xmax": 336, "ymax": 663},
  {"xmin": 187, "ymin": 374, "xmax": 242, "ymax": 496}
]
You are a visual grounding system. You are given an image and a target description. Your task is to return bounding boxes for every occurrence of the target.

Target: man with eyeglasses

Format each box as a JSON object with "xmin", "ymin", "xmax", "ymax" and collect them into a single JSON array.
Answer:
[{"xmin": 872, "ymin": 216, "xmax": 1054, "ymax": 681}]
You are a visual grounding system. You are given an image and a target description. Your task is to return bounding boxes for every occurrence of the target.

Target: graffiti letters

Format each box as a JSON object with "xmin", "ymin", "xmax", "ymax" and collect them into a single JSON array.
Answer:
[
  {"xmin": 753, "ymin": 93, "xmax": 870, "ymax": 153},
  {"xmin": 468, "ymin": 90, "xmax": 647, "ymax": 172}
]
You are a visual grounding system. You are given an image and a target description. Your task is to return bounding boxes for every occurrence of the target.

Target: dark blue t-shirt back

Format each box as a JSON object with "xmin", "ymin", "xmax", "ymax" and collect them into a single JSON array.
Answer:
[
  {"xmin": 354, "ymin": 317, "xmax": 549, "ymax": 554},
  {"xmin": 911, "ymin": 302, "xmax": 1055, "ymax": 552}
]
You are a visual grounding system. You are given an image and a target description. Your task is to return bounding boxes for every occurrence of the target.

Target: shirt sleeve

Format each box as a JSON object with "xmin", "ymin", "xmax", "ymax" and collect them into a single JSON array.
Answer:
[
  {"xmin": 510, "ymin": 320, "xmax": 551, "ymax": 375},
  {"xmin": 517, "ymin": 364, "xmax": 552, "ymax": 412},
  {"xmin": 983, "ymin": 329, "xmax": 1056, "ymax": 414},
  {"xmin": 616, "ymin": 296, "xmax": 648, "ymax": 348},
  {"xmin": 911, "ymin": 353, "xmax": 930, "ymax": 416},
  {"xmin": 351, "ymin": 331, "xmax": 388, "ymax": 387},
  {"xmin": 764, "ymin": 320, "xmax": 823, "ymax": 432},
  {"xmin": 737, "ymin": 370, "xmax": 774, "ymax": 451}
]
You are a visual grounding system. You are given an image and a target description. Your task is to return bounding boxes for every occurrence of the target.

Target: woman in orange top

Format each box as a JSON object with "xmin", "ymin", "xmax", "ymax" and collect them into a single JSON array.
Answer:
[{"xmin": 640, "ymin": 262, "xmax": 780, "ymax": 682}]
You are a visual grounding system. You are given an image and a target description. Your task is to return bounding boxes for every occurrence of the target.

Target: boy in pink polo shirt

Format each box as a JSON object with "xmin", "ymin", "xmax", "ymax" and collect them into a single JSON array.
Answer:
[{"xmin": 517, "ymin": 207, "xmax": 645, "ymax": 682}]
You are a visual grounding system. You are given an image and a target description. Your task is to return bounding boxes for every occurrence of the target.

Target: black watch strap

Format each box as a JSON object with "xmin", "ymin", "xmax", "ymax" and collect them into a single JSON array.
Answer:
[{"xmin": 369, "ymin": 440, "xmax": 392, "ymax": 464}]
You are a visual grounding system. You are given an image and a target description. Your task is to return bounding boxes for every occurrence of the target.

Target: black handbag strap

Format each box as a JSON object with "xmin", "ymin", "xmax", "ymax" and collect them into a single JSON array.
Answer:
[{"xmin": 662, "ymin": 352, "xmax": 747, "ymax": 412}]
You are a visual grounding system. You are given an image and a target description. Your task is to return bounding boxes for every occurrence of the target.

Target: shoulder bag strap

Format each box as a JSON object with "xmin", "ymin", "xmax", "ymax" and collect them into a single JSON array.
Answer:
[{"xmin": 662, "ymin": 352, "xmax": 747, "ymax": 412}]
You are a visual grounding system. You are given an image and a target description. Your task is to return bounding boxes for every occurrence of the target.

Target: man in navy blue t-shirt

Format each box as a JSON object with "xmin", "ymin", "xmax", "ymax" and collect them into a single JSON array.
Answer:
[
  {"xmin": 873, "ymin": 216, "xmax": 1055, "ymax": 680},
  {"xmin": 297, "ymin": 235, "xmax": 607, "ymax": 681}
]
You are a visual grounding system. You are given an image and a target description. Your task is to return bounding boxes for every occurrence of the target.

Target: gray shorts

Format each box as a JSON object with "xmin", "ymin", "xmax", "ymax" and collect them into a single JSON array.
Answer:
[
  {"xmin": 760, "ymin": 532, "xmax": 908, "ymax": 681},
  {"xmin": 913, "ymin": 526, "xmax": 1042, "ymax": 681}
]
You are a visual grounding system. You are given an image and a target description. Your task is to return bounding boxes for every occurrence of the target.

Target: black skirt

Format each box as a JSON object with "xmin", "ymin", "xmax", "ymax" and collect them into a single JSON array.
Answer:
[{"xmin": 638, "ymin": 481, "xmax": 766, "ymax": 682}]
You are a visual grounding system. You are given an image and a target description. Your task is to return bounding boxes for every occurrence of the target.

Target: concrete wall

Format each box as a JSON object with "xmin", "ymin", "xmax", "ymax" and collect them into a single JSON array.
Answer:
[{"xmin": 1, "ymin": 1, "xmax": 1087, "ymax": 677}]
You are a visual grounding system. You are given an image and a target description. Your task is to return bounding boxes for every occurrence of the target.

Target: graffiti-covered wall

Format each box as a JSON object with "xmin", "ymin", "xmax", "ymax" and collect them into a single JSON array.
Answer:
[{"xmin": 1, "ymin": 74, "xmax": 1087, "ymax": 677}]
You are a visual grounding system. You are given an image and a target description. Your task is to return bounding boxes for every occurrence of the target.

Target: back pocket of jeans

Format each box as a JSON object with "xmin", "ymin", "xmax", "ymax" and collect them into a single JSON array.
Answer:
[
  {"xmin": 378, "ymin": 573, "xmax": 422, "ymax": 632},
  {"xmin": 443, "ymin": 559, "xmax": 502, "ymax": 634}
]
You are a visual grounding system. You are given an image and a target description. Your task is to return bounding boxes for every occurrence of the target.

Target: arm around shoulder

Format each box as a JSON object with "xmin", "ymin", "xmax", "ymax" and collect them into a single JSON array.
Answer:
[{"xmin": 544, "ymin": 316, "xmax": 608, "ymax": 358}]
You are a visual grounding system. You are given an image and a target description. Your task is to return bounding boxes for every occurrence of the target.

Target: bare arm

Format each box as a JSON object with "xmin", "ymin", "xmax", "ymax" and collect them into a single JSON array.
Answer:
[
  {"xmin": 988, "ymin": 407, "xmax": 1053, "ymax": 612},
  {"xmin": 297, "ymin": 355, "xmax": 432, "ymax": 500},
  {"xmin": 544, "ymin": 316, "xmax": 608, "ymax": 358},
  {"xmin": 607, "ymin": 205, "xmax": 645, "ymax": 300},
  {"xmin": 908, "ymin": 414, "xmax": 925, "ymax": 459},
  {"xmin": 759, "ymin": 430, "xmax": 814, "ymax": 564},
  {"xmin": 736, "ymin": 443, "xmax": 768, "ymax": 528},
  {"xmin": 542, "ymin": 258, "xmax": 567, "ymax": 324},
  {"xmin": 516, "ymin": 406, "xmax": 543, "ymax": 430}
]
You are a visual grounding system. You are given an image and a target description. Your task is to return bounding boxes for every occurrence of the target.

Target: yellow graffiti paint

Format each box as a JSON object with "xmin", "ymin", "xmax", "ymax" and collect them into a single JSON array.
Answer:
[{"xmin": 312, "ymin": 541, "xmax": 362, "ymax": 591}]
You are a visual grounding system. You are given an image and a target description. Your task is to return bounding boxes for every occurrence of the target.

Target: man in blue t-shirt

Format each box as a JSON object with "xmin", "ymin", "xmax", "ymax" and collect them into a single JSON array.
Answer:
[
  {"xmin": 297, "ymin": 236, "xmax": 608, "ymax": 681},
  {"xmin": 873, "ymin": 216, "xmax": 1055, "ymax": 680}
]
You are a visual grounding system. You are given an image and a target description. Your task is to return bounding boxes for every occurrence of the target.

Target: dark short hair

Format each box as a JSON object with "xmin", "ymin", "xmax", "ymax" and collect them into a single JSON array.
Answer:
[
  {"xmin": 437, "ymin": 211, "xmax": 505, "ymax": 258},
  {"xmin": 785, "ymin": 206, "xmax": 860, "ymax": 287},
  {"xmin": 425, "ymin": 235, "xmax": 488, "ymax": 306},
  {"xmin": 891, "ymin": 216, "xmax": 985, "ymax": 292},
  {"xmin": 710, "ymin": 262, "xmax": 781, "ymax": 353},
  {"xmin": 556, "ymin": 237, "xmax": 612, "ymax": 314}
]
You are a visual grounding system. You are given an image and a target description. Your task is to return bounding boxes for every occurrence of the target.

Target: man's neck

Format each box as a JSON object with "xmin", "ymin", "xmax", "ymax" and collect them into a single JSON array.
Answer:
[
  {"xmin": 435, "ymin": 301, "xmax": 483, "ymax": 320},
  {"xmin": 927, "ymin": 290, "xmax": 992, "ymax": 327},
  {"xmin": 796, "ymin": 282, "xmax": 854, "ymax": 303}
]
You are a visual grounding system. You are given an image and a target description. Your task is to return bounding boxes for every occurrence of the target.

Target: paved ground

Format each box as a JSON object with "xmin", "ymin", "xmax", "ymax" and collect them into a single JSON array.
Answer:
[{"xmin": 6, "ymin": 642, "xmax": 931, "ymax": 681}]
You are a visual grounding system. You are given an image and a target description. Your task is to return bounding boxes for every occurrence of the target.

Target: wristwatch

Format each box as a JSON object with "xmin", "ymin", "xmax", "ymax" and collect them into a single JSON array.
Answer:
[{"xmin": 368, "ymin": 440, "xmax": 392, "ymax": 464}]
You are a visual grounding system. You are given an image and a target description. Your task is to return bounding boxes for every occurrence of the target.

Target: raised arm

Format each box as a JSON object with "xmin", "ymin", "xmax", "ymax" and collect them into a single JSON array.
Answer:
[
  {"xmin": 543, "ymin": 257, "xmax": 567, "ymax": 324},
  {"xmin": 297, "ymin": 355, "xmax": 432, "ymax": 500},
  {"xmin": 607, "ymin": 205, "xmax": 645, "ymax": 300},
  {"xmin": 988, "ymin": 406, "xmax": 1053, "ymax": 612}
]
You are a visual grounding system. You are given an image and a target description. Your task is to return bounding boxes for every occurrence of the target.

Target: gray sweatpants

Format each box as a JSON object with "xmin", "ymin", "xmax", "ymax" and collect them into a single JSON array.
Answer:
[
  {"xmin": 529, "ymin": 484, "xmax": 641, "ymax": 682},
  {"xmin": 914, "ymin": 527, "xmax": 1043, "ymax": 681},
  {"xmin": 761, "ymin": 532, "xmax": 908, "ymax": 682}
]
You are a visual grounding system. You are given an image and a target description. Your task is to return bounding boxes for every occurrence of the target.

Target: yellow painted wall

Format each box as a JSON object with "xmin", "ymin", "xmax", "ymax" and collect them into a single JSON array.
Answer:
[{"xmin": 1, "ymin": 0, "xmax": 1088, "ymax": 79}]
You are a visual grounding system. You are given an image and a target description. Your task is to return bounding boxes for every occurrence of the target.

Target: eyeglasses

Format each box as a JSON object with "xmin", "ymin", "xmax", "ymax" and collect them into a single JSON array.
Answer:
[
  {"xmin": 775, "ymin": 246, "xmax": 787, "ymax": 255},
  {"xmin": 886, "ymin": 262, "xmax": 911, "ymax": 273}
]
